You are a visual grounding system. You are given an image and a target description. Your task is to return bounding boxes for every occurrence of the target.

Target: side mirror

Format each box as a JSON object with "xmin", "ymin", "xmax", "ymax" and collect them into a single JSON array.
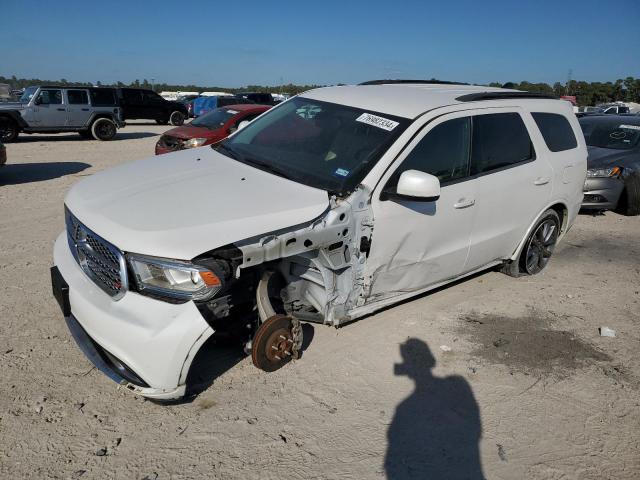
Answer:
[
  {"xmin": 34, "ymin": 96, "xmax": 42, "ymax": 105},
  {"xmin": 394, "ymin": 169, "xmax": 441, "ymax": 201}
]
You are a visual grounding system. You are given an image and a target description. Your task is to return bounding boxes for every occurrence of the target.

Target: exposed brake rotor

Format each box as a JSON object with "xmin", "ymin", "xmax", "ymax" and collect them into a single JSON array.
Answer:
[{"xmin": 251, "ymin": 314, "xmax": 303, "ymax": 372}]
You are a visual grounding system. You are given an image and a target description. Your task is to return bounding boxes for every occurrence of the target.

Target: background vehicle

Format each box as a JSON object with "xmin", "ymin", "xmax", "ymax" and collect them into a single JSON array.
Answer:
[
  {"xmin": 52, "ymin": 82, "xmax": 586, "ymax": 399},
  {"xmin": 0, "ymin": 85, "xmax": 124, "ymax": 142},
  {"xmin": 580, "ymin": 114, "xmax": 640, "ymax": 215},
  {"xmin": 0, "ymin": 141, "xmax": 6, "ymax": 166},
  {"xmin": 237, "ymin": 92, "xmax": 276, "ymax": 105},
  {"xmin": 155, "ymin": 104, "xmax": 270, "ymax": 154},
  {"xmin": 192, "ymin": 95, "xmax": 254, "ymax": 117},
  {"xmin": 115, "ymin": 88, "xmax": 188, "ymax": 126}
]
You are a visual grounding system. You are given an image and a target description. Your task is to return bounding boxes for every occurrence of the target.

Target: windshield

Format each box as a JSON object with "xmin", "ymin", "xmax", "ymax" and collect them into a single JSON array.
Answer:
[
  {"xmin": 20, "ymin": 86, "xmax": 38, "ymax": 103},
  {"xmin": 580, "ymin": 118, "xmax": 640, "ymax": 150},
  {"xmin": 217, "ymin": 97, "xmax": 409, "ymax": 194},
  {"xmin": 191, "ymin": 108, "xmax": 237, "ymax": 129}
]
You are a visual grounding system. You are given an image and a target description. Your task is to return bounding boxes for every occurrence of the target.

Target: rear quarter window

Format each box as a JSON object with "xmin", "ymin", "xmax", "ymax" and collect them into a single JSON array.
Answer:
[{"xmin": 532, "ymin": 112, "xmax": 578, "ymax": 152}]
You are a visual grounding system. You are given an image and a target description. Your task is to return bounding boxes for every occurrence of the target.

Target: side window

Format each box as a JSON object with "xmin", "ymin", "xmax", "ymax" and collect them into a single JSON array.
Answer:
[
  {"xmin": 142, "ymin": 90, "xmax": 162, "ymax": 103},
  {"xmin": 37, "ymin": 89, "xmax": 62, "ymax": 105},
  {"xmin": 532, "ymin": 112, "xmax": 578, "ymax": 152},
  {"xmin": 390, "ymin": 117, "xmax": 471, "ymax": 186},
  {"xmin": 122, "ymin": 89, "xmax": 141, "ymax": 103},
  {"xmin": 471, "ymin": 113, "xmax": 535, "ymax": 175},
  {"xmin": 67, "ymin": 90, "xmax": 89, "ymax": 105},
  {"xmin": 90, "ymin": 89, "xmax": 116, "ymax": 106}
]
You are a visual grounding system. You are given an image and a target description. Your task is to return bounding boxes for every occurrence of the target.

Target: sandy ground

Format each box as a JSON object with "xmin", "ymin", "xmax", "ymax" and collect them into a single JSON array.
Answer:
[{"xmin": 0, "ymin": 122, "xmax": 639, "ymax": 480}]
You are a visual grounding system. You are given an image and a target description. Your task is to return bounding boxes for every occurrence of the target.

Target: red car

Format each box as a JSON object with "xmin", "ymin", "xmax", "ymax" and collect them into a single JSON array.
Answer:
[{"xmin": 155, "ymin": 104, "xmax": 271, "ymax": 155}]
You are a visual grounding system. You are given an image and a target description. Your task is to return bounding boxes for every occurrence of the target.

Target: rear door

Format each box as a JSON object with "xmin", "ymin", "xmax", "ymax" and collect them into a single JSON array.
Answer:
[
  {"xmin": 464, "ymin": 110, "xmax": 553, "ymax": 271},
  {"xmin": 121, "ymin": 89, "xmax": 144, "ymax": 119},
  {"xmin": 31, "ymin": 88, "xmax": 67, "ymax": 127},
  {"xmin": 65, "ymin": 89, "xmax": 92, "ymax": 126}
]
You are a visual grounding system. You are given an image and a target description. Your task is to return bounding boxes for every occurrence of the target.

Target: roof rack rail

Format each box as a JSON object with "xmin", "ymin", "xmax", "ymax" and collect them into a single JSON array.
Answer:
[
  {"xmin": 456, "ymin": 91, "xmax": 557, "ymax": 102},
  {"xmin": 359, "ymin": 79, "xmax": 469, "ymax": 86}
]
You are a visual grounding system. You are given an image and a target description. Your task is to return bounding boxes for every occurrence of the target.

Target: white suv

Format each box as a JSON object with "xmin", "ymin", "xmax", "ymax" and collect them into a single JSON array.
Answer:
[{"xmin": 51, "ymin": 81, "xmax": 586, "ymax": 400}]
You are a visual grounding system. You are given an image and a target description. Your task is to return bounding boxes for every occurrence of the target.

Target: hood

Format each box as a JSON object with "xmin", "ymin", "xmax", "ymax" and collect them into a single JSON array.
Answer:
[
  {"xmin": 162, "ymin": 124, "xmax": 223, "ymax": 141},
  {"xmin": 587, "ymin": 145, "xmax": 640, "ymax": 169},
  {"xmin": 0, "ymin": 102, "xmax": 25, "ymax": 109},
  {"xmin": 65, "ymin": 147, "xmax": 330, "ymax": 259}
]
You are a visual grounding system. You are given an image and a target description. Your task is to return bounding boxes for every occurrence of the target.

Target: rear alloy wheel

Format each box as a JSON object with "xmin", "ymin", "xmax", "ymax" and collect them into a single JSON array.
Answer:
[
  {"xmin": 0, "ymin": 120, "xmax": 19, "ymax": 142},
  {"xmin": 521, "ymin": 210, "xmax": 560, "ymax": 275},
  {"xmin": 502, "ymin": 209, "xmax": 560, "ymax": 277},
  {"xmin": 169, "ymin": 111, "xmax": 185, "ymax": 126},
  {"xmin": 91, "ymin": 118, "xmax": 117, "ymax": 141}
]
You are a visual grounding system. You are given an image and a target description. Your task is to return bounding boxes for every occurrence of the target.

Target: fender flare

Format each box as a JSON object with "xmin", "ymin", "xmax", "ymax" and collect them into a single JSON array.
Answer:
[
  {"xmin": 509, "ymin": 201, "xmax": 569, "ymax": 261},
  {"xmin": 85, "ymin": 113, "xmax": 118, "ymax": 129},
  {"xmin": 0, "ymin": 110, "xmax": 28, "ymax": 129}
]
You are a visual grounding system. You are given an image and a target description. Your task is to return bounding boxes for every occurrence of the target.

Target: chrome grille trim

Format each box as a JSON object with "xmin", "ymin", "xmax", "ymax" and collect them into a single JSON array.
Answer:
[{"xmin": 65, "ymin": 208, "xmax": 128, "ymax": 300}]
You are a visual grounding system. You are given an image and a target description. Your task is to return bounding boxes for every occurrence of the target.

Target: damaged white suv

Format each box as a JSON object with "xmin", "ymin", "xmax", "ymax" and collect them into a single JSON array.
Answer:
[{"xmin": 51, "ymin": 81, "xmax": 586, "ymax": 400}]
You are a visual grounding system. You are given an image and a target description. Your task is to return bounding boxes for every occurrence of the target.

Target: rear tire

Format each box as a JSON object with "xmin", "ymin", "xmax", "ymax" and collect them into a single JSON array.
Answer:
[
  {"xmin": 502, "ymin": 209, "xmax": 560, "ymax": 277},
  {"xmin": 616, "ymin": 174, "xmax": 640, "ymax": 216},
  {"xmin": 0, "ymin": 120, "xmax": 19, "ymax": 143},
  {"xmin": 169, "ymin": 111, "xmax": 185, "ymax": 126},
  {"xmin": 91, "ymin": 118, "xmax": 117, "ymax": 141}
]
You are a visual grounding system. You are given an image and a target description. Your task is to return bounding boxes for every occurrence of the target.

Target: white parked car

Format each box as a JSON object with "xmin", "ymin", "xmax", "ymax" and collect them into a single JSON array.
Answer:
[{"xmin": 51, "ymin": 81, "xmax": 587, "ymax": 400}]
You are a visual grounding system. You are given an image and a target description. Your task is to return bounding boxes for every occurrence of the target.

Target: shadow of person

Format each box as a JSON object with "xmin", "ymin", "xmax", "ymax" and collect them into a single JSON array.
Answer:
[
  {"xmin": 385, "ymin": 339, "xmax": 485, "ymax": 479},
  {"xmin": 0, "ymin": 162, "xmax": 91, "ymax": 186}
]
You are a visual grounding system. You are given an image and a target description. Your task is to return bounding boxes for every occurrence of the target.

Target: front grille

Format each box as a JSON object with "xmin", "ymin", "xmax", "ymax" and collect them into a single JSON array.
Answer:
[
  {"xmin": 66, "ymin": 209, "xmax": 128, "ymax": 300},
  {"xmin": 159, "ymin": 135, "xmax": 183, "ymax": 150}
]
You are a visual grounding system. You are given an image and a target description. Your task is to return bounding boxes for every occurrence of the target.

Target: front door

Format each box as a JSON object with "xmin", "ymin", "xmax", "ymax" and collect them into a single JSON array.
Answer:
[
  {"xmin": 366, "ymin": 113, "xmax": 476, "ymax": 302},
  {"xmin": 31, "ymin": 88, "xmax": 66, "ymax": 127},
  {"xmin": 65, "ymin": 89, "xmax": 92, "ymax": 127}
]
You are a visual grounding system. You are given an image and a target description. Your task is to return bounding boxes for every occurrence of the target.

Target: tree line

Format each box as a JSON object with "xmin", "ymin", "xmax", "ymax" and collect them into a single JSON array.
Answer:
[{"xmin": 2, "ymin": 74, "xmax": 639, "ymax": 106}]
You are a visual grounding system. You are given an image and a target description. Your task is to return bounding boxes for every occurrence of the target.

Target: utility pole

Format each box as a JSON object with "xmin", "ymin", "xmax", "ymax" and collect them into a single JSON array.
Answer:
[
  {"xmin": 151, "ymin": 77, "xmax": 155, "ymax": 91},
  {"xmin": 566, "ymin": 69, "xmax": 572, "ymax": 95}
]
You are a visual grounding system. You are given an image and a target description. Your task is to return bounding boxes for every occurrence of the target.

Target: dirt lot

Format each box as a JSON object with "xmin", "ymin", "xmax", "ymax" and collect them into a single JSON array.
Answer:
[{"xmin": 1, "ymin": 123, "xmax": 639, "ymax": 479}]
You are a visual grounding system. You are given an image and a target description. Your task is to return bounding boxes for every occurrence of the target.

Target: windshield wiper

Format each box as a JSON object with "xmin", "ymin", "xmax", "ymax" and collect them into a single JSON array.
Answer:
[
  {"xmin": 214, "ymin": 142, "xmax": 240, "ymax": 159},
  {"xmin": 243, "ymin": 158, "xmax": 293, "ymax": 180}
]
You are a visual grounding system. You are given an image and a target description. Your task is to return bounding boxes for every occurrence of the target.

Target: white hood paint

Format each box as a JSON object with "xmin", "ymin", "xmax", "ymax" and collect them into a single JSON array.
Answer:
[{"xmin": 65, "ymin": 147, "xmax": 330, "ymax": 259}]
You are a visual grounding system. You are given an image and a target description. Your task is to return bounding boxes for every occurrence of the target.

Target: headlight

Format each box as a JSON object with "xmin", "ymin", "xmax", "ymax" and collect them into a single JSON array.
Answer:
[
  {"xmin": 586, "ymin": 166, "xmax": 622, "ymax": 178},
  {"xmin": 128, "ymin": 254, "xmax": 221, "ymax": 301},
  {"xmin": 183, "ymin": 137, "xmax": 208, "ymax": 149}
]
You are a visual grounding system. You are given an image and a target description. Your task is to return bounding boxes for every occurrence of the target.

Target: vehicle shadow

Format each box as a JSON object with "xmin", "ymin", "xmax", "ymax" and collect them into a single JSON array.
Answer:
[
  {"xmin": 177, "ymin": 323, "xmax": 315, "ymax": 403},
  {"xmin": 0, "ymin": 161, "xmax": 91, "ymax": 185},
  {"xmin": 12, "ymin": 132, "xmax": 159, "ymax": 143},
  {"xmin": 385, "ymin": 338, "xmax": 485, "ymax": 479}
]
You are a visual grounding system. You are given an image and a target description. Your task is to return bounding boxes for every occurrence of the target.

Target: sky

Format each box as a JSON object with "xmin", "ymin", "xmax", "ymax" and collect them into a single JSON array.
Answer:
[{"xmin": 1, "ymin": 0, "xmax": 639, "ymax": 87}]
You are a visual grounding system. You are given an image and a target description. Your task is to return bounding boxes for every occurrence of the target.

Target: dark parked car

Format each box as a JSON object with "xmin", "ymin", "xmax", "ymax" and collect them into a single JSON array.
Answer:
[
  {"xmin": 0, "ymin": 141, "xmax": 6, "ymax": 167},
  {"xmin": 580, "ymin": 115, "xmax": 640, "ymax": 215},
  {"xmin": 237, "ymin": 92, "xmax": 277, "ymax": 105},
  {"xmin": 115, "ymin": 88, "xmax": 188, "ymax": 126},
  {"xmin": 155, "ymin": 104, "xmax": 270, "ymax": 155}
]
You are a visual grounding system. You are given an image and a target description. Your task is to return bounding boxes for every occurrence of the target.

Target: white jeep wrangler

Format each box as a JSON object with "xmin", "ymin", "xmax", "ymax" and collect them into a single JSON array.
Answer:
[{"xmin": 51, "ymin": 81, "xmax": 587, "ymax": 400}]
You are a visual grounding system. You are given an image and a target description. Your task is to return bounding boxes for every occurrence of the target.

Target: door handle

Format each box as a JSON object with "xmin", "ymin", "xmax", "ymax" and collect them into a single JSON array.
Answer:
[
  {"xmin": 81, "ymin": 108, "xmax": 89, "ymax": 111},
  {"xmin": 534, "ymin": 177, "xmax": 550, "ymax": 186},
  {"xmin": 56, "ymin": 108, "xmax": 66, "ymax": 111},
  {"xmin": 454, "ymin": 198, "xmax": 475, "ymax": 209}
]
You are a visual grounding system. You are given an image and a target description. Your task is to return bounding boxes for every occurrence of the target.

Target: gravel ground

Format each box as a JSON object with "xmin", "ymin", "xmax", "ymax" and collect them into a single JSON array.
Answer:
[{"xmin": 1, "ymin": 122, "xmax": 639, "ymax": 479}]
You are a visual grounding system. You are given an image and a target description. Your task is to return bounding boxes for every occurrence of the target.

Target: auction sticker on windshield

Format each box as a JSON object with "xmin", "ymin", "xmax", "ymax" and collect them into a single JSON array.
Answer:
[{"xmin": 356, "ymin": 113, "xmax": 399, "ymax": 131}]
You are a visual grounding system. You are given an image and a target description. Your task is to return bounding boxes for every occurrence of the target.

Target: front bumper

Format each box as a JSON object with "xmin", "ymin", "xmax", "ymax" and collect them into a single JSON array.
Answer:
[
  {"xmin": 53, "ymin": 232, "xmax": 214, "ymax": 399},
  {"xmin": 582, "ymin": 177, "xmax": 624, "ymax": 210}
]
